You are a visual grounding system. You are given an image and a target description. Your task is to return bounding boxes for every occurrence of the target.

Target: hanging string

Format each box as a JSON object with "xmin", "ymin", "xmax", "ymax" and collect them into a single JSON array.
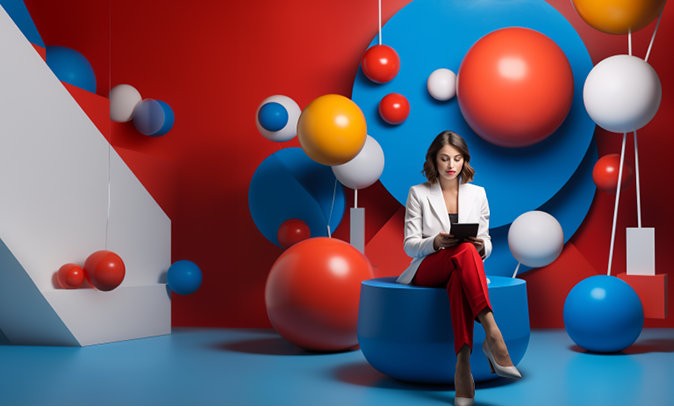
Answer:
[
  {"xmin": 327, "ymin": 178, "xmax": 337, "ymax": 238},
  {"xmin": 607, "ymin": 132, "xmax": 628, "ymax": 276},
  {"xmin": 634, "ymin": 131, "xmax": 642, "ymax": 228},
  {"xmin": 645, "ymin": 9, "xmax": 664, "ymax": 62},
  {"xmin": 378, "ymin": 0, "xmax": 382, "ymax": 45},
  {"xmin": 512, "ymin": 262, "xmax": 521, "ymax": 279},
  {"xmin": 628, "ymin": 27, "xmax": 632, "ymax": 56},
  {"xmin": 105, "ymin": 0, "xmax": 112, "ymax": 250}
]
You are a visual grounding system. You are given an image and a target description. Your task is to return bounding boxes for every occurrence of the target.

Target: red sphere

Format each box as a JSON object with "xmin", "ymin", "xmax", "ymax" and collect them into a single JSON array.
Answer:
[
  {"xmin": 457, "ymin": 27, "xmax": 574, "ymax": 148},
  {"xmin": 57, "ymin": 263, "xmax": 85, "ymax": 289},
  {"xmin": 379, "ymin": 93, "xmax": 410, "ymax": 125},
  {"xmin": 277, "ymin": 219, "xmax": 311, "ymax": 249},
  {"xmin": 593, "ymin": 154, "xmax": 634, "ymax": 194},
  {"xmin": 83, "ymin": 250, "xmax": 126, "ymax": 291},
  {"xmin": 361, "ymin": 45, "xmax": 400, "ymax": 84},
  {"xmin": 265, "ymin": 237, "xmax": 375, "ymax": 351}
]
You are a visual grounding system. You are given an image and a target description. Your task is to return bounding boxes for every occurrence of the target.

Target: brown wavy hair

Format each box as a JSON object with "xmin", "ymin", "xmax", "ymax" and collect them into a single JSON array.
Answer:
[{"xmin": 422, "ymin": 131, "xmax": 475, "ymax": 184}]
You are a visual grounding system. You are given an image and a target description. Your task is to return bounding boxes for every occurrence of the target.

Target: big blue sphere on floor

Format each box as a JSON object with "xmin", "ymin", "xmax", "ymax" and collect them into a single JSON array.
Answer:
[
  {"xmin": 564, "ymin": 275, "xmax": 644, "ymax": 353},
  {"xmin": 46, "ymin": 45, "xmax": 97, "ymax": 93},
  {"xmin": 358, "ymin": 276, "xmax": 529, "ymax": 384},
  {"xmin": 167, "ymin": 260, "xmax": 202, "ymax": 296}
]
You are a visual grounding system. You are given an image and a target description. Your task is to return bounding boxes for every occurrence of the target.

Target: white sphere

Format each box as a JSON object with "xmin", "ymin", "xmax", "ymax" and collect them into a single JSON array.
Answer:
[
  {"xmin": 109, "ymin": 84, "xmax": 142, "ymax": 122},
  {"xmin": 508, "ymin": 211, "xmax": 564, "ymax": 268},
  {"xmin": 332, "ymin": 135, "xmax": 385, "ymax": 190},
  {"xmin": 427, "ymin": 68, "xmax": 457, "ymax": 101},
  {"xmin": 255, "ymin": 95, "xmax": 301, "ymax": 142},
  {"xmin": 583, "ymin": 55, "xmax": 661, "ymax": 133}
]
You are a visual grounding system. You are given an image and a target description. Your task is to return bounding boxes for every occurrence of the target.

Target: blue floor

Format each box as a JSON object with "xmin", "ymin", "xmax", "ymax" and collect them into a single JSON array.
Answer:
[{"xmin": 1, "ymin": 328, "xmax": 673, "ymax": 405}]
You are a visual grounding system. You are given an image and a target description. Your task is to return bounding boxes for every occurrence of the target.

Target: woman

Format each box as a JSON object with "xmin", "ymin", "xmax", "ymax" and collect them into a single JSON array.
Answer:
[{"xmin": 397, "ymin": 131, "xmax": 521, "ymax": 406}]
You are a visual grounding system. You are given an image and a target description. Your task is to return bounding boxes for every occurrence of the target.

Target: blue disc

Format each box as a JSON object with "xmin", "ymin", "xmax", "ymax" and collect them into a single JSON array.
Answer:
[
  {"xmin": 258, "ymin": 102, "xmax": 289, "ymax": 132},
  {"xmin": 351, "ymin": 0, "xmax": 595, "ymax": 228},
  {"xmin": 249, "ymin": 148, "xmax": 346, "ymax": 248}
]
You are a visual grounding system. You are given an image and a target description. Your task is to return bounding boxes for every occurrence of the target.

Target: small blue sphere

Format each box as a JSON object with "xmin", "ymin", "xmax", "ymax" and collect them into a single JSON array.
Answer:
[
  {"xmin": 46, "ymin": 45, "xmax": 97, "ymax": 93},
  {"xmin": 564, "ymin": 275, "xmax": 643, "ymax": 353},
  {"xmin": 133, "ymin": 99, "xmax": 174, "ymax": 137},
  {"xmin": 258, "ymin": 102, "xmax": 289, "ymax": 132},
  {"xmin": 167, "ymin": 260, "xmax": 202, "ymax": 296}
]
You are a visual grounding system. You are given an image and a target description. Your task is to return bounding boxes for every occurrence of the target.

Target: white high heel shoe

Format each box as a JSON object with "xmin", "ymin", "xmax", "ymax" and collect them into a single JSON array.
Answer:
[
  {"xmin": 482, "ymin": 340, "xmax": 522, "ymax": 379},
  {"xmin": 454, "ymin": 373, "xmax": 475, "ymax": 406}
]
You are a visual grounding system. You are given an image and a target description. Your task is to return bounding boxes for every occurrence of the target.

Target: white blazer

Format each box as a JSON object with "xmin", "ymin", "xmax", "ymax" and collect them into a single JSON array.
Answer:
[{"xmin": 396, "ymin": 181, "xmax": 492, "ymax": 285}]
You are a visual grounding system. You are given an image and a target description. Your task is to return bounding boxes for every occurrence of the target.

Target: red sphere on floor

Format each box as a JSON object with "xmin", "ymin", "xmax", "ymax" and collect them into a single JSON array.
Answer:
[
  {"xmin": 84, "ymin": 250, "xmax": 126, "ymax": 291},
  {"xmin": 265, "ymin": 237, "xmax": 375, "ymax": 351}
]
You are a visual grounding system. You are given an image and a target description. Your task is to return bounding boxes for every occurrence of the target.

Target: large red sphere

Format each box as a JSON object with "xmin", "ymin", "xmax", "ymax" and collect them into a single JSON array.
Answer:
[
  {"xmin": 361, "ymin": 45, "xmax": 400, "ymax": 84},
  {"xmin": 57, "ymin": 263, "xmax": 85, "ymax": 289},
  {"xmin": 84, "ymin": 250, "xmax": 126, "ymax": 291},
  {"xmin": 379, "ymin": 93, "xmax": 410, "ymax": 125},
  {"xmin": 457, "ymin": 27, "xmax": 574, "ymax": 148},
  {"xmin": 265, "ymin": 237, "xmax": 375, "ymax": 351},
  {"xmin": 277, "ymin": 219, "xmax": 311, "ymax": 249},
  {"xmin": 593, "ymin": 154, "xmax": 634, "ymax": 194}
]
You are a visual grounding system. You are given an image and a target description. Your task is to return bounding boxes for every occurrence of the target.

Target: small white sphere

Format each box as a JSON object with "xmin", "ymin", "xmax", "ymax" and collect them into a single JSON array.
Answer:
[
  {"xmin": 255, "ymin": 95, "xmax": 301, "ymax": 142},
  {"xmin": 109, "ymin": 84, "xmax": 142, "ymax": 122},
  {"xmin": 332, "ymin": 135, "xmax": 385, "ymax": 190},
  {"xmin": 508, "ymin": 211, "xmax": 564, "ymax": 268},
  {"xmin": 427, "ymin": 68, "xmax": 457, "ymax": 101},
  {"xmin": 583, "ymin": 55, "xmax": 661, "ymax": 133}
]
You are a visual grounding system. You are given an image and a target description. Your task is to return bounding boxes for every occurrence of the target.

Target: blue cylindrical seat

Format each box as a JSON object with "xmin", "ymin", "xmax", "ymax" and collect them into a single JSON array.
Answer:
[{"xmin": 357, "ymin": 276, "xmax": 530, "ymax": 384}]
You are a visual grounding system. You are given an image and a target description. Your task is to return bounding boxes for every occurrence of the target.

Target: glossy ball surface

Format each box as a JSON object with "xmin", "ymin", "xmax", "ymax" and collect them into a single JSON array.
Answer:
[
  {"xmin": 255, "ymin": 95, "xmax": 301, "ymax": 142},
  {"xmin": 277, "ymin": 219, "xmax": 311, "ymax": 249},
  {"xmin": 592, "ymin": 154, "xmax": 634, "ymax": 194},
  {"xmin": 508, "ymin": 211, "xmax": 564, "ymax": 268},
  {"xmin": 83, "ymin": 250, "xmax": 126, "ymax": 291},
  {"xmin": 57, "ymin": 263, "xmax": 85, "ymax": 289},
  {"xmin": 571, "ymin": 0, "xmax": 666, "ymax": 35},
  {"xmin": 167, "ymin": 260, "xmax": 202, "ymax": 296},
  {"xmin": 361, "ymin": 45, "xmax": 401, "ymax": 83},
  {"xmin": 378, "ymin": 93, "xmax": 410, "ymax": 125}
]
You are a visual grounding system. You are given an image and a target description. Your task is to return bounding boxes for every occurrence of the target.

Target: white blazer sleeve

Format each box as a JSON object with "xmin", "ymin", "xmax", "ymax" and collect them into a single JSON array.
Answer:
[
  {"xmin": 403, "ymin": 186, "xmax": 437, "ymax": 259},
  {"xmin": 479, "ymin": 188, "xmax": 492, "ymax": 260}
]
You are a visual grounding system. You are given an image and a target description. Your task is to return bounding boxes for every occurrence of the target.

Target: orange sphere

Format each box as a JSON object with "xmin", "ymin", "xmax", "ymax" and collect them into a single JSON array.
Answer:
[
  {"xmin": 57, "ymin": 263, "xmax": 85, "ymax": 289},
  {"xmin": 571, "ymin": 0, "xmax": 666, "ymax": 35},
  {"xmin": 84, "ymin": 250, "xmax": 126, "ymax": 291},
  {"xmin": 457, "ymin": 27, "xmax": 574, "ymax": 148},
  {"xmin": 297, "ymin": 94, "xmax": 367, "ymax": 166},
  {"xmin": 265, "ymin": 237, "xmax": 375, "ymax": 351}
]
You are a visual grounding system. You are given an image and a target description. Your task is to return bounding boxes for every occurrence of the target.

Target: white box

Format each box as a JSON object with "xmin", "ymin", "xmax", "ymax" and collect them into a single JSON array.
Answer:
[{"xmin": 626, "ymin": 227, "xmax": 655, "ymax": 275}]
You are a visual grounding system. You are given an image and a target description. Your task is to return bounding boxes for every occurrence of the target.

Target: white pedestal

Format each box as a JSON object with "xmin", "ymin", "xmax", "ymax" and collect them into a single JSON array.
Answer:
[{"xmin": 626, "ymin": 227, "xmax": 655, "ymax": 275}]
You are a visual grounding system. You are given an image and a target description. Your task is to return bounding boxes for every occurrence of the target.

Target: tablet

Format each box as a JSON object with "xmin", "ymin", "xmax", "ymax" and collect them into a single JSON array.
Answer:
[{"xmin": 448, "ymin": 223, "xmax": 479, "ymax": 242}]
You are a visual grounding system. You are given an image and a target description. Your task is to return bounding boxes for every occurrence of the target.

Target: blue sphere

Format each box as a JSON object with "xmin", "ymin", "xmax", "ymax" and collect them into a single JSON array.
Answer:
[
  {"xmin": 46, "ymin": 46, "xmax": 97, "ymax": 93},
  {"xmin": 258, "ymin": 102, "xmax": 289, "ymax": 132},
  {"xmin": 167, "ymin": 260, "xmax": 202, "ymax": 296},
  {"xmin": 564, "ymin": 275, "xmax": 644, "ymax": 353},
  {"xmin": 133, "ymin": 99, "xmax": 174, "ymax": 137}
]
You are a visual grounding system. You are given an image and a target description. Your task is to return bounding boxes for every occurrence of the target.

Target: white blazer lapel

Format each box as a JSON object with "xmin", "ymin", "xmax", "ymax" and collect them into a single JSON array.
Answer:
[
  {"xmin": 458, "ymin": 183, "xmax": 476, "ymax": 223},
  {"xmin": 427, "ymin": 181, "xmax": 450, "ymax": 232}
]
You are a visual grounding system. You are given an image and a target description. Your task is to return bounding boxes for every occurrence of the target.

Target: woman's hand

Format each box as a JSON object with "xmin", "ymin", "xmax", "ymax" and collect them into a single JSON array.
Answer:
[
  {"xmin": 434, "ymin": 232, "xmax": 460, "ymax": 251},
  {"xmin": 466, "ymin": 236, "xmax": 485, "ymax": 255}
]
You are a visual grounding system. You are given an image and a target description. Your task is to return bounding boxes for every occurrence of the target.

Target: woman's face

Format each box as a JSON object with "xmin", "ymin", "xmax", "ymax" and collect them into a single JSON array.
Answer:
[{"xmin": 436, "ymin": 144, "xmax": 464, "ymax": 183}]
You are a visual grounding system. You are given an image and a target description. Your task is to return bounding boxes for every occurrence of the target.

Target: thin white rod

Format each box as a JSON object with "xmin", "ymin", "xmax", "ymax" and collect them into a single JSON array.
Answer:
[
  {"xmin": 512, "ymin": 262, "xmax": 521, "ymax": 279},
  {"xmin": 628, "ymin": 27, "xmax": 632, "ymax": 56},
  {"xmin": 607, "ymin": 132, "xmax": 628, "ymax": 276},
  {"xmin": 354, "ymin": 189, "xmax": 358, "ymax": 209},
  {"xmin": 634, "ymin": 131, "xmax": 642, "ymax": 228},
  {"xmin": 645, "ymin": 9, "xmax": 664, "ymax": 62},
  {"xmin": 327, "ymin": 178, "xmax": 337, "ymax": 238},
  {"xmin": 105, "ymin": 0, "xmax": 112, "ymax": 250},
  {"xmin": 378, "ymin": 0, "xmax": 382, "ymax": 45}
]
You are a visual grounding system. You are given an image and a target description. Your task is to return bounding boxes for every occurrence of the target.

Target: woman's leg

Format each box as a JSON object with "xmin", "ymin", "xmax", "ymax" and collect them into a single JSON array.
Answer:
[{"xmin": 477, "ymin": 308, "xmax": 515, "ymax": 367}]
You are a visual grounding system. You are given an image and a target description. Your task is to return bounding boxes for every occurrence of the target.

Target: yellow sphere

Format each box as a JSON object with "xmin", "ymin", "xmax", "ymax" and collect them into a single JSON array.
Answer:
[
  {"xmin": 297, "ymin": 94, "xmax": 367, "ymax": 166},
  {"xmin": 571, "ymin": 0, "xmax": 667, "ymax": 35}
]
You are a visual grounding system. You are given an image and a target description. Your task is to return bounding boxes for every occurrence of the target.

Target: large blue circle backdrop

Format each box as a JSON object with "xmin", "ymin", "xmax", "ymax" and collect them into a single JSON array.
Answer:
[{"xmin": 351, "ymin": 0, "xmax": 596, "ymax": 229}]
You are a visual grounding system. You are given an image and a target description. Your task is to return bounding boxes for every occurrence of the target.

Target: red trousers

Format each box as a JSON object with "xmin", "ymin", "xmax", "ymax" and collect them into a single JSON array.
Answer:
[{"xmin": 412, "ymin": 242, "xmax": 492, "ymax": 355}]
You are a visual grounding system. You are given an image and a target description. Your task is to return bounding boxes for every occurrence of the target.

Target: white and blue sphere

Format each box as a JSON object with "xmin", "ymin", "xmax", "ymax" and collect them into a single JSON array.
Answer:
[
  {"xmin": 133, "ymin": 98, "xmax": 175, "ymax": 137},
  {"xmin": 109, "ymin": 84, "xmax": 142, "ymax": 122},
  {"xmin": 508, "ymin": 211, "xmax": 564, "ymax": 268},
  {"xmin": 584, "ymin": 55, "xmax": 661, "ymax": 133},
  {"xmin": 564, "ymin": 275, "xmax": 644, "ymax": 353},
  {"xmin": 332, "ymin": 135, "xmax": 385, "ymax": 190},
  {"xmin": 255, "ymin": 95, "xmax": 301, "ymax": 142},
  {"xmin": 427, "ymin": 68, "xmax": 457, "ymax": 101}
]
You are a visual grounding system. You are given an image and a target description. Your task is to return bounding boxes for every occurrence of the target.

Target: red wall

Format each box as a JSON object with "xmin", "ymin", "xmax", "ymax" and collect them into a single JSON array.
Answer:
[{"xmin": 23, "ymin": 0, "xmax": 674, "ymax": 328}]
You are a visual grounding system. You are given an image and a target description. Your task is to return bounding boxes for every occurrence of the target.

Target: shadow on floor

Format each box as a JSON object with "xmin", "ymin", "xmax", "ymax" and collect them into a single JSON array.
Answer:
[
  {"xmin": 217, "ymin": 337, "xmax": 359, "ymax": 356},
  {"xmin": 569, "ymin": 338, "xmax": 674, "ymax": 355}
]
